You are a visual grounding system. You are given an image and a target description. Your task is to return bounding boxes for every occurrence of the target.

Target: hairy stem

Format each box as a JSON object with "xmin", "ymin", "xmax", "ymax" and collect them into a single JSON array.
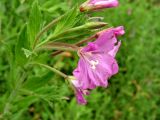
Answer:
[
  {"xmin": 33, "ymin": 63, "xmax": 68, "ymax": 79},
  {"xmin": 51, "ymin": 35, "xmax": 96, "ymax": 56},
  {"xmin": 35, "ymin": 42, "xmax": 80, "ymax": 52}
]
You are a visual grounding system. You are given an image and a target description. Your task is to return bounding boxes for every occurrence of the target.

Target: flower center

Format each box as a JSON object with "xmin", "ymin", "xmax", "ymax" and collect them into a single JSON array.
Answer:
[
  {"xmin": 78, "ymin": 48, "xmax": 99, "ymax": 70},
  {"xmin": 90, "ymin": 60, "xmax": 99, "ymax": 70}
]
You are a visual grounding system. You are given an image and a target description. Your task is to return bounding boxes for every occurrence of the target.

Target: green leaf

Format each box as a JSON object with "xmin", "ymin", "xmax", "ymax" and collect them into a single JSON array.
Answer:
[
  {"xmin": 27, "ymin": 86, "xmax": 61, "ymax": 101},
  {"xmin": 23, "ymin": 72, "xmax": 53, "ymax": 91},
  {"xmin": 11, "ymin": 109, "xmax": 27, "ymax": 120},
  {"xmin": 15, "ymin": 26, "xmax": 29, "ymax": 66},
  {"xmin": 27, "ymin": 0, "xmax": 42, "ymax": 48},
  {"xmin": 14, "ymin": 96, "xmax": 38, "ymax": 109},
  {"xmin": 53, "ymin": 6, "xmax": 78, "ymax": 35},
  {"xmin": 16, "ymin": 86, "xmax": 62, "ymax": 110}
]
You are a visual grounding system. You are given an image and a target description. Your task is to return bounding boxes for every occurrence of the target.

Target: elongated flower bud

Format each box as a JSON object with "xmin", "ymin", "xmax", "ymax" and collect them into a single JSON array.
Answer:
[
  {"xmin": 84, "ymin": 22, "xmax": 107, "ymax": 29},
  {"xmin": 80, "ymin": 0, "xmax": 119, "ymax": 12}
]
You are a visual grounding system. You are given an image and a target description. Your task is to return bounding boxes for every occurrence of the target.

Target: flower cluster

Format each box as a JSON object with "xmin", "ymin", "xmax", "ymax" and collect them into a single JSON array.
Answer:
[{"xmin": 68, "ymin": 0, "xmax": 125, "ymax": 104}]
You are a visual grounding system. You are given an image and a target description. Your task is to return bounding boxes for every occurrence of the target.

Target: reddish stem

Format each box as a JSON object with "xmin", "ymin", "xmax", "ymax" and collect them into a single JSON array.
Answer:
[{"xmin": 51, "ymin": 35, "xmax": 96, "ymax": 57}]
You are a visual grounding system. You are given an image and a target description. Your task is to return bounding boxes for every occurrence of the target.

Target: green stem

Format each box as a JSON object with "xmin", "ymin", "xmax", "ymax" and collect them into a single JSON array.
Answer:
[
  {"xmin": 35, "ymin": 42, "xmax": 79, "ymax": 52},
  {"xmin": 33, "ymin": 63, "xmax": 68, "ymax": 79},
  {"xmin": 36, "ymin": 46, "xmax": 78, "ymax": 52}
]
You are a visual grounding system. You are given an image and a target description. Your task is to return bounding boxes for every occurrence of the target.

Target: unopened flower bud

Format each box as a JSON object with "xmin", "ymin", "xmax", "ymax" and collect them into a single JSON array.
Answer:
[
  {"xmin": 84, "ymin": 22, "xmax": 107, "ymax": 29},
  {"xmin": 80, "ymin": 0, "xmax": 119, "ymax": 12}
]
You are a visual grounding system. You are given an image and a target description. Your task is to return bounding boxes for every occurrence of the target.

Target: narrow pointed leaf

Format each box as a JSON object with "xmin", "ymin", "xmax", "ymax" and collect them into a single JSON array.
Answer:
[
  {"xmin": 27, "ymin": 0, "xmax": 42, "ymax": 48},
  {"xmin": 15, "ymin": 26, "xmax": 29, "ymax": 66}
]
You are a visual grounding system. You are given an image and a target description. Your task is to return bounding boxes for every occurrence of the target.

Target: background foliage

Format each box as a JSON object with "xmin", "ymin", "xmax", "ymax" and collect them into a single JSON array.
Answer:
[{"xmin": 0, "ymin": 0, "xmax": 160, "ymax": 120}]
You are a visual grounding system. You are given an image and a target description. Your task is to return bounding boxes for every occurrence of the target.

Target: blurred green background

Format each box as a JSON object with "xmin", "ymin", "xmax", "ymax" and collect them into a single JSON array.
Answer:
[{"xmin": 0, "ymin": 0, "xmax": 160, "ymax": 120}]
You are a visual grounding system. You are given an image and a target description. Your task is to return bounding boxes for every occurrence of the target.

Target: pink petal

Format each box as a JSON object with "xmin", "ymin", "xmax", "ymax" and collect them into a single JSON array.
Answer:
[
  {"xmin": 108, "ymin": 41, "xmax": 121, "ymax": 57},
  {"xmin": 94, "ymin": 30, "xmax": 117, "ymax": 52},
  {"xmin": 75, "ymin": 89, "xmax": 87, "ymax": 105},
  {"xmin": 113, "ymin": 26, "xmax": 125, "ymax": 36}
]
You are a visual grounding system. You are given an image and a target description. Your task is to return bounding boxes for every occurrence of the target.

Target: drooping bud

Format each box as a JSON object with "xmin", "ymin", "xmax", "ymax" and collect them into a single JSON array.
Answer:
[{"xmin": 80, "ymin": 0, "xmax": 119, "ymax": 12}]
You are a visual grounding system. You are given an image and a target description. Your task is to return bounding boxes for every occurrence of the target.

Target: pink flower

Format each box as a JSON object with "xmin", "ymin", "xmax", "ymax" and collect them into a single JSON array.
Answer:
[
  {"xmin": 80, "ymin": 0, "xmax": 119, "ymax": 12},
  {"xmin": 72, "ymin": 26, "xmax": 125, "ymax": 104}
]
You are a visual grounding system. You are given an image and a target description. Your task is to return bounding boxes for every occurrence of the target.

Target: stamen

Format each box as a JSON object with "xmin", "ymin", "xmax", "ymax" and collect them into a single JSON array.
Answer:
[{"xmin": 90, "ymin": 60, "xmax": 99, "ymax": 70}]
